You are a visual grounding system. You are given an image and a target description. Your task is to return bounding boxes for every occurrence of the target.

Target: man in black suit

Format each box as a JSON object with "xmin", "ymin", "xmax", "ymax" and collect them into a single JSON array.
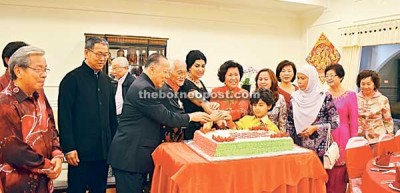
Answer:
[
  {"xmin": 111, "ymin": 56, "xmax": 135, "ymax": 121},
  {"xmin": 58, "ymin": 37, "xmax": 118, "ymax": 193},
  {"xmin": 108, "ymin": 53, "xmax": 211, "ymax": 193}
]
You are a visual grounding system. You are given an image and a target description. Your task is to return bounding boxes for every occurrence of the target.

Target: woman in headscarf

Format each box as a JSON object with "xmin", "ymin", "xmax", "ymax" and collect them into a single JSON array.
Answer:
[{"xmin": 287, "ymin": 64, "xmax": 340, "ymax": 160}]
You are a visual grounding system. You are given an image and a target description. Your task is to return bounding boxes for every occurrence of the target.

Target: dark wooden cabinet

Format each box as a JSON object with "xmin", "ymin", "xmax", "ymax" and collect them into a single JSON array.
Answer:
[{"xmin": 84, "ymin": 33, "xmax": 168, "ymax": 76}]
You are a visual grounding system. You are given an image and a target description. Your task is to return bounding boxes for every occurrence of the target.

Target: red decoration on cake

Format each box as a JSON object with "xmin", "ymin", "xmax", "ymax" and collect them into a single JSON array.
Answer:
[
  {"xmin": 229, "ymin": 130, "xmax": 268, "ymax": 139},
  {"xmin": 212, "ymin": 135, "xmax": 235, "ymax": 142},
  {"xmin": 249, "ymin": 126, "xmax": 269, "ymax": 131},
  {"xmin": 270, "ymin": 131, "xmax": 289, "ymax": 138}
]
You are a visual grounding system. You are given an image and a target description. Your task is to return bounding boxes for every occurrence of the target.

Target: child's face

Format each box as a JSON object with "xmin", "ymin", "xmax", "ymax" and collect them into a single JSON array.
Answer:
[{"xmin": 252, "ymin": 100, "xmax": 271, "ymax": 118}]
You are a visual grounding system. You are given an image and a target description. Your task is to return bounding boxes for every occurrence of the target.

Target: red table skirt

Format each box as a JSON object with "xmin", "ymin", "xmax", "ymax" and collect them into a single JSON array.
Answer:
[{"xmin": 151, "ymin": 143, "xmax": 328, "ymax": 193}]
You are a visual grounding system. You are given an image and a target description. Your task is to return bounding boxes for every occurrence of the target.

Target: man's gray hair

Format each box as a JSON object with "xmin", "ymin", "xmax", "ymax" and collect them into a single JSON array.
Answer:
[
  {"xmin": 85, "ymin": 37, "xmax": 109, "ymax": 49},
  {"xmin": 144, "ymin": 53, "xmax": 166, "ymax": 68},
  {"xmin": 168, "ymin": 59, "xmax": 185, "ymax": 71},
  {"xmin": 112, "ymin": 57, "xmax": 129, "ymax": 68},
  {"xmin": 8, "ymin": 46, "xmax": 45, "ymax": 80}
]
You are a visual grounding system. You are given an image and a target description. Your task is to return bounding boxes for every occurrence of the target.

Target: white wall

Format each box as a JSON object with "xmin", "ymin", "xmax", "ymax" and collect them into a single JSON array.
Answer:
[
  {"xmin": 0, "ymin": 0, "xmax": 305, "ymax": 108},
  {"xmin": 302, "ymin": 0, "xmax": 400, "ymax": 89}
]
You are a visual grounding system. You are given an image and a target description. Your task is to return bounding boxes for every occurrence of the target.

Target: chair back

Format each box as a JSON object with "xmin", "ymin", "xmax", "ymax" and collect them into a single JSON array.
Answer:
[
  {"xmin": 346, "ymin": 137, "xmax": 373, "ymax": 179},
  {"xmin": 373, "ymin": 134, "xmax": 396, "ymax": 156}
]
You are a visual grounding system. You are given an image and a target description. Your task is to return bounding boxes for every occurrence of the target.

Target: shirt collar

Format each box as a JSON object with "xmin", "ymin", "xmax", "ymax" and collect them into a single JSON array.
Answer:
[
  {"xmin": 260, "ymin": 115, "xmax": 270, "ymax": 124},
  {"xmin": 82, "ymin": 61, "xmax": 101, "ymax": 76},
  {"xmin": 166, "ymin": 79, "xmax": 180, "ymax": 93},
  {"xmin": 11, "ymin": 83, "xmax": 39, "ymax": 103},
  {"xmin": 118, "ymin": 72, "xmax": 129, "ymax": 84}
]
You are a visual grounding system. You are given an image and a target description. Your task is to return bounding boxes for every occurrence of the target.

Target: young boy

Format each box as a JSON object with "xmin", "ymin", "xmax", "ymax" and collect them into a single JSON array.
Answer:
[{"xmin": 226, "ymin": 89, "xmax": 279, "ymax": 132}]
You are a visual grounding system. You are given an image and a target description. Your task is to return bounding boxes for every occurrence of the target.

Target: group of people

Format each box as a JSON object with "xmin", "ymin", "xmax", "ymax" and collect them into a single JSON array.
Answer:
[{"xmin": 0, "ymin": 36, "xmax": 394, "ymax": 193}]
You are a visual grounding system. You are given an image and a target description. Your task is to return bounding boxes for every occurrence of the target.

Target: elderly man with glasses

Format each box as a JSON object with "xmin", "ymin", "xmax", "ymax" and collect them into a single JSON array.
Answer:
[
  {"xmin": 58, "ymin": 37, "xmax": 118, "ymax": 193},
  {"xmin": 111, "ymin": 56, "xmax": 135, "ymax": 121},
  {"xmin": 0, "ymin": 46, "xmax": 63, "ymax": 193}
]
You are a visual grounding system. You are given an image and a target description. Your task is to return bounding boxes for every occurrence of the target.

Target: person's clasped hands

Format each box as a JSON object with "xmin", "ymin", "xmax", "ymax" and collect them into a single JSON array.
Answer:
[
  {"xmin": 47, "ymin": 156, "xmax": 63, "ymax": 179},
  {"xmin": 299, "ymin": 125, "xmax": 318, "ymax": 139}
]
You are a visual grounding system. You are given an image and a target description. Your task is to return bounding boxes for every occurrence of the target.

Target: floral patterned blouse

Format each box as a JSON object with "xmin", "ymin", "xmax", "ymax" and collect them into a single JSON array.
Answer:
[
  {"xmin": 268, "ymin": 94, "xmax": 287, "ymax": 132},
  {"xmin": 210, "ymin": 86, "xmax": 250, "ymax": 121},
  {"xmin": 287, "ymin": 93, "xmax": 340, "ymax": 157},
  {"xmin": 357, "ymin": 91, "xmax": 394, "ymax": 141},
  {"xmin": 0, "ymin": 83, "xmax": 63, "ymax": 193}
]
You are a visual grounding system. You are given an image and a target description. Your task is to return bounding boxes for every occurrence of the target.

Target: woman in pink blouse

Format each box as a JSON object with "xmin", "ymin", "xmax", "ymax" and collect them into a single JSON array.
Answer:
[
  {"xmin": 211, "ymin": 60, "xmax": 249, "ymax": 122},
  {"xmin": 356, "ymin": 70, "xmax": 394, "ymax": 142},
  {"xmin": 325, "ymin": 64, "xmax": 358, "ymax": 193}
]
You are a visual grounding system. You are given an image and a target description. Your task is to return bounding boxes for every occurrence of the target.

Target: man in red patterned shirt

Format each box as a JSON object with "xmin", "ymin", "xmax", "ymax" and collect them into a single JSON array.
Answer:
[
  {"xmin": 0, "ymin": 41, "xmax": 28, "ymax": 90},
  {"xmin": 0, "ymin": 46, "xmax": 63, "ymax": 193}
]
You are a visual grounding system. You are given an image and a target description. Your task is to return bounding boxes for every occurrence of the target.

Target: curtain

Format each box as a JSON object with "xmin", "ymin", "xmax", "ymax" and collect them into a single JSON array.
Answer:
[
  {"xmin": 340, "ymin": 19, "xmax": 400, "ymax": 47},
  {"xmin": 338, "ymin": 19, "xmax": 400, "ymax": 90},
  {"xmin": 340, "ymin": 46, "xmax": 362, "ymax": 91}
]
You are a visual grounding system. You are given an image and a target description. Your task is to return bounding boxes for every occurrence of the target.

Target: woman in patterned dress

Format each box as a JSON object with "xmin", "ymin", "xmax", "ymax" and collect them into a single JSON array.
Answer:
[
  {"xmin": 255, "ymin": 68, "xmax": 287, "ymax": 132},
  {"xmin": 287, "ymin": 65, "xmax": 340, "ymax": 160},
  {"xmin": 356, "ymin": 70, "xmax": 394, "ymax": 142}
]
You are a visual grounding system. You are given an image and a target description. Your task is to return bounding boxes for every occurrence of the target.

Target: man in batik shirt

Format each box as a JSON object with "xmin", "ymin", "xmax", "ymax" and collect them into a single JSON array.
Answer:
[{"xmin": 0, "ymin": 46, "xmax": 63, "ymax": 193}]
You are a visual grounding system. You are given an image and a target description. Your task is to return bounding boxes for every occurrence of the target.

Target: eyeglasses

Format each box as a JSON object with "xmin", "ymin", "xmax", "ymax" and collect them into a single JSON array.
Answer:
[
  {"xmin": 87, "ymin": 49, "xmax": 110, "ymax": 59},
  {"xmin": 26, "ymin": 66, "xmax": 50, "ymax": 74},
  {"xmin": 325, "ymin": 75, "xmax": 338, "ymax": 79}
]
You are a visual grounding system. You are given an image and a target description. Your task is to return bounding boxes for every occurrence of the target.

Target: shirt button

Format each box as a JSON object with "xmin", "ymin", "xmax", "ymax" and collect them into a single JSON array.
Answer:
[{"xmin": 98, "ymin": 88, "xmax": 100, "ymax": 91}]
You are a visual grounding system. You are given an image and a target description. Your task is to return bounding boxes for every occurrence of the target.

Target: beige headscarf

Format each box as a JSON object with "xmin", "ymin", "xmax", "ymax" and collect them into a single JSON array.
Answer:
[{"xmin": 291, "ymin": 65, "xmax": 326, "ymax": 134}]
